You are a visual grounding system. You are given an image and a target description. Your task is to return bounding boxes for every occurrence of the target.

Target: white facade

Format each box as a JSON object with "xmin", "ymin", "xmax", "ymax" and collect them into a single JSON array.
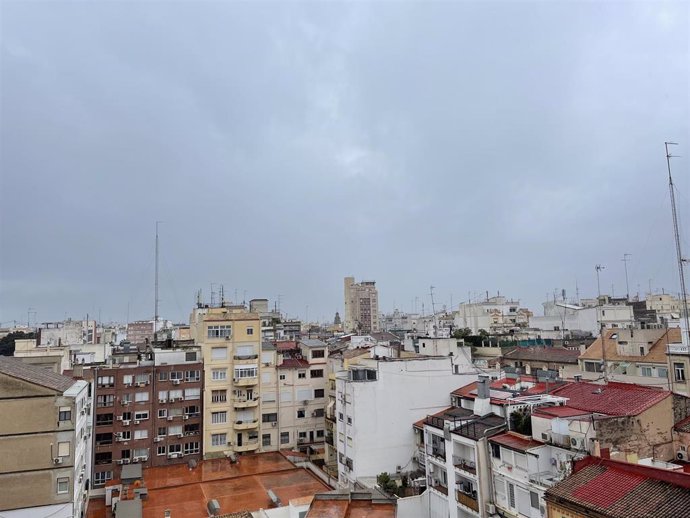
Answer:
[
  {"xmin": 455, "ymin": 297, "xmax": 530, "ymax": 335},
  {"xmin": 334, "ymin": 357, "xmax": 478, "ymax": 487},
  {"xmin": 529, "ymin": 302, "xmax": 634, "ymax": 336},
  {"xmin": 66, "ymin": 380, "xmax": 92, "ymax": 518}
]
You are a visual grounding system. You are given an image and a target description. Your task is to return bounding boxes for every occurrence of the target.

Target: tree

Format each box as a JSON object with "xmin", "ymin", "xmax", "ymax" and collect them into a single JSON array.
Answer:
[
  {"xmin": 452, "ymin": 328, "xmax": 472, "ymax": 339},
  {"xmin": 376, "ymin": 472, "xmax": 398, "ymax": 495},
  {"xmin": 0, "ymin": 331, "xmax": 35, "ymax": 356},
  {"xmin": 510, "ymin": 408, "xmax": 532, "ymax": 436}
]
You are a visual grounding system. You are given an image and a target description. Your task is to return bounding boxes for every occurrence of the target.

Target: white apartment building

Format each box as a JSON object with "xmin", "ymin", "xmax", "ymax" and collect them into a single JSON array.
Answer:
[
  {"xmin": 344, "ymin": 276, "xmax": 380, "ymax": 334},
  {"xmin": 333, "ymin": 354, "xmax": 478, "ymax": 488},
  {"xmin": 455, "ymin": 297, "xmax": 530, "ymax": 335},
  {"xmin": 529, "ymin": 301, "xmax": 635, "ymax": 337},
  {"xmin": 190, "ymin": 304, "xmax": 263, "ymax": 458}
]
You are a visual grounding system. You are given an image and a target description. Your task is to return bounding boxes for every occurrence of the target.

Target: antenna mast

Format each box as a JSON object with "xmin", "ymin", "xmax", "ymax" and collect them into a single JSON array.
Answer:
[
  {"xmin": 666, "ymin": 142, "xmax": 690, "ymax": 346},
  {"xmin": 154, "ymin": 221, "xmax": 160, "ymax": 343}
]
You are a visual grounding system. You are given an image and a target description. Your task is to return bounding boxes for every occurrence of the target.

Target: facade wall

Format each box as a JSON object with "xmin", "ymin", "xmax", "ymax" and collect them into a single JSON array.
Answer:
[
  {"xmin": 192, "ymin": 307, "xmax": 262, "ymax": 458},
  {"xmin": 335, "ymin": 357, "xmax": 477, "ymax": 487},
  {"xmin": 344, "ymin": 277, "xmax": 380, "ymax": 334},
  {"xmin": 546, "ymin": 502, "xmax": 588, "ymax": 518}
]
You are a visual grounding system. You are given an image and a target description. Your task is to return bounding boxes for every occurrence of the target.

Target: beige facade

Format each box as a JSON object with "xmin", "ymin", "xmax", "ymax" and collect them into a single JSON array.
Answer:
[
  {"xmin": 191, "ymin": 305, "xmax": 263, "ymax": 458},
  {"xmin": 343, "ymin": 276, "xmax": 380, "ymax": 334},
  {"xmin": 0, "ymin": 357, "xmax": 91, "ymax": 518},
  {"xmin": 259, "ymin": 340, "xmax": 328, "ymax": 452}
]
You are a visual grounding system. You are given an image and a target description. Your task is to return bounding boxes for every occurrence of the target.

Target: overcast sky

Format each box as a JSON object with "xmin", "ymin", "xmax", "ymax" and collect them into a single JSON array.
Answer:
[{"xmin": 1, "ymin": 1, "xmax": 688, "ymax": 326}]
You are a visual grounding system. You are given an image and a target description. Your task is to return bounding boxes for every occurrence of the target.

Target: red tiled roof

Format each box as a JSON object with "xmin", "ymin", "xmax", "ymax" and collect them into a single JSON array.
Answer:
[
  {"xmin": 277, "ymin": 358, "xmax": 310, "ymax": 369},
  {"xmin": 550, "ymin": 381, "xmax": 670, "ymax": 417},
  {"xmin": 675, "ymin": 415, "xmax": 690, "ymax": 433},
  {"xmin": 503, "ymin": 346, "xmax": 581, "ymax": 364},
  {"xmin": 452, "ymin": 375, "xmax": 564, "ymax": 405},
  {"xmin": 489, "ymin": 432, "xmax": 544, "ymax": 452},
  {"xmin": 276, "ymin": 341, "xmax": 299, "ymax": 351},
  {"xmin": 546, "ymin": 457, "xmax": 690, "ymax": 518},
  {"xmin": 532, "ymin": 406, "xmax": 592, "ymax": 418}
]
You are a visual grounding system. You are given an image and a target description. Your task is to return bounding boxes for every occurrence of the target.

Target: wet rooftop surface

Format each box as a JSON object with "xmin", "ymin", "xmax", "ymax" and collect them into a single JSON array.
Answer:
[
  {"xmin": 87, "ymin": 452, "xmax": 331, "ymax": 518},
  {"xmin": 307, "ymin": 499, "xmax": 396, "ymax": 518}
]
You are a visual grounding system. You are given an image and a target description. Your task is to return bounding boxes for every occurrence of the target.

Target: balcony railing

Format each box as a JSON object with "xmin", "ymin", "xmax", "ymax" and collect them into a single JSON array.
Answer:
[
  {"xmin": 529, "ymin": 471, "xmax": 560, "ymax": 488},
  {"xmin": 233, "ymin": 377, "xmax": 258, "ymax": 386},
  {"xmin": 456, "ymin": 490, "xmax": 479, "ymax": 513},
  {"xmin": 432, "ymin": 484, "xmax": 448, "ymax": 496},
  {"xmin": 233, "ymin": 397, "xmax": 259, "ymax": 408},
  {"xmin": 453, "ymin": 457, "xmax": 477, "ymax": 475},
  {"xmin": 234, "ymin": 440, "xmax": 260, "ymax": 452},
  {"xmin": 234, "ymin": 419, "xmax": 259, "ymax": 430}
]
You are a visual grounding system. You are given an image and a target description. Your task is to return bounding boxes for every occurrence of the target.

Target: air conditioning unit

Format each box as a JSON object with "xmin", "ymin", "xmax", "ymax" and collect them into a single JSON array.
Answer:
[
  {"xmin": 263, "ymin": 363, "xmax": 270, "ymax": 367},
  {"xmin": 225, "ymin": 336, "xmax": 231, "ymax": 340},
  {"xmin": 122, "ymin": 420, "xmax": 130, "ymax": 426},
  {"xmin": 78, "ymin": 473, "xmax": 84, "ymax": 483},
  {"xmin": 677, "ymin": 450, "xmax": 688, "ymax": 461},
  {"xmin": 159, "ymin": 399, "xmax": 167, "ymax": 404},
  {"xmin": 227, "ymin": 441, "xmax": 234, "ymax": 446},
  {"xmin": 177, "ymin": 433, "xmax": 184, "ymax": 438},
  {"xmin": 271, "ymin": 422, "xmax": 277, "ymax": 427},
  {"xmin": 116, "ymin": 416, "xmax": 123, "ymax": 421},
  {"xmin": 134, "ymin": 420, "xmax": 140, "ymax": 425},
  {"xmin": 184, "ymin": 415, "xmax": 189, "ymax": 420},
  {"xmin": 122, "ymin": 458, "xmax": 131, "ymax": 464},
  {"xmin": 541, "ymin": 432, "xmax": 551, "ymax": 442},
  {"xmin": 53, "ymin": 457, "xmax": 63, "ymax": 464},
  {"xmin": 570, "ymin": 437, "xmax": 585, "ymax": 450},
  {"xmin": 233, "ymin": 378, "xmax": 239, "ymax": 383},
  {"xmin": 115, "ymin": 459, "xmax": 125, "ymax": 465},
  {"xmin": 486, "ymin": 503, "xmax": 496, "ymax": 515},
  {"xmin": 173, "ymin": 380, "xmax": 181, "ymax": 385},
  {"xmin": 124, "ymin": 383, "xmax": 132, "ymax": 387},
  {"xmin": 167, "ymin": 416, "xmax": 174, "ymax": 421},
  {"xmin": 154, "ymin": 437, "xmax": 162, "ymax": 442}
]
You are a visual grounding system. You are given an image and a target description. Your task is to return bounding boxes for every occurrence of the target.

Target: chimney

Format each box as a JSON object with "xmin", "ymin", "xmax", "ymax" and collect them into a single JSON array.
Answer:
[
  {"xmin": 474, "ymin": 376, "xmax": 491, "ymax": 417},
  {"xmin": 574, "ymin": 374, "xmax": 582, "ymax": 383}
]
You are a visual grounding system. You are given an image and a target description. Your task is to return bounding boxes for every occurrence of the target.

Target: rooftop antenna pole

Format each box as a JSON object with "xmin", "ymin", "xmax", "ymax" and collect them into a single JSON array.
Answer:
[
  {"xmin": 665, "ymin": 142, "xmax": 690, "ymax": 347},
  {"xmin": 596, "ymin": 264, "xmax": 607, "ymax": 381},
  {"xmin": 429, "ymin": 285, "xmax": 438, "ymax": 337},
  {"xmin": 622, "ymin": 254, "xmax": 631, "ymax": 301},
  {"xmin": 154, "ymin": 221, "xmax": 160, "ymax": 344}
]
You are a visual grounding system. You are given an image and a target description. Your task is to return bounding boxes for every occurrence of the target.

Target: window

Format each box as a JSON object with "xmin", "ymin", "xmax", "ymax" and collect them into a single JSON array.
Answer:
[
  {"xmin": 169, "ymin": 389, "xmax": 183, "ymax": 400},
  {"xmin": 346, "ymin": 415, "xmax": 352, "ymax": 425},
  {"xmin": 298, "ymin": 431, "xmax": 307, "ymax": 439},
  {"xmin": 297, "ymin": 388, "xmax": 312, "ymax": 401},
  {"xmin": 133, "ymin": 448, "xmax": 148, "ymax": 458},
  {"xmin": 263, "ymin": 392, "xmax": 276, "ymax": 402},
  {"xmin": 120, "ymin": 394, "xmax": 132, "ymax": 404},
  {"xmin": 314, "ymin": 389, "xmax": 325, "ymax": 398},
  {"xmin": 185, "ymin": 370, "xmax": 201, "ymax": 382},
  {"xmin": 158, "ymin": 409, "xmax": 167, "ymax": 418},
  {"xmin": 640, "ymin": 346, "xmax": 646, "ymax": 355},
  {"xmin": 211, "ymin": 347, "xmax": 228, "ymax": 360},
  {"xmin": 157, "ymin": 445, "xmax": 166, "ymax": 456},
  {"xmin": 122, "ymin": 412, "xmax": 132, "ymax": 421},
  {"xmin": 279, "ymin": 374, "xmax": 286, "ymax": 380},
  {"xmin": 280, "ymin": 432, "xmax": 289, "ymax": 444},
  {"xmin": 658, "ymin": 367, "xmax": 669, "ymax": 378},
  {"xmin": 262, "ymin": 373, "xmax": 271, "ymax": 384},
  {"xmin": 184, "ymin": 388, "xmax": 201, "ymax": 400},
  {"xmin": 123, "ymin": 375, "xmax": 134, "ymax": 385},
  {"xmin": 312, "ymin": 349, "xmax": 325, "ymax": 359},
  {"xmin": 234, "ymin": 366, "xmax": 258, "ymax": 379},
  {"xmin": 640, "ymin": 366, "xmax": 653, "ymax": 377},
  {"xmin": 584, "ymin": 361, "xmax": 603, "ymax": 373},
  {"xmin": 158, "ymin": 390, "xmax": 168, "ymax": 402},
  {"xmin": 135, "ymin": 374, "xmax": 149, "ymax": 384},
  {"xmin": 212, "ymin": 390, "xmax": 227, "ymax": 403},
  {"xmin": 185, "ymin": 405, "xmax": 200, "ymax": 416},
  {"xmin": 96, "ymin": 395, "xmax": 114, "ymax": 407},
  {"xmin": 297, "ymin": 409, "xmax": 305, "ymax": 419},
  {"xmin": 184, "ymin": 441, "xmax": 200, "ymax": 454},
  {"xmin": 58, "ymin": 442, "xmax": 70, "ymax": 457},
  {"xmin": 298, "ymin": 371, "xmax": 306, "ymax": 379},
  {"xmin": 212, "ymin": 412, "xmax": 227, "ymax": 424},
  {"xmin": 316, "ymin": 429, "xmax": 324, "ymax": 438},
  {"xmin": 262, "ymin": 413, "xmax": 278, "ymax": 423},
  {"xmin": 262, "ymin": 434, "xmax": 271, "ymax": 446},
  {"xmin": 170, "ymin": 371, "xmax": 183, "ymax": 381},
  {"xmin": 95, "ymin": 433, "xmax": 113, "ymax": 445},
  {"xmin": 134, "ymin": 429, "xmax": 148, "ymax": 440},
  {"xmin": 185, "ymin": 351, "xmax": 197, "ymax": 362},
  {"xmin": 338, "ymin": 412, "xmax": 343, "ymax": 421},
  {"xmin": 530, "ymin": 491, "xmax": 539, "ymax": 509},
  {"xmin": 491, "ymin": 443, "xmax": 501, "ymax": 459},
  {"xmin": 168, "ymin": 444, "xmax": 182, "ymax": 454},
  {"xmin": 158, "ymin": 427, "xmax": 167, "ymax": 437},
  {"xmin": 212, "ymin": 369, "xmax": 227, "ymax": 381},
  {"xmin": 211, "ymin": 433, "xmax": 227, "ymax": 446},
  {"xmin": 158, "ymin": 371, "xmax": 168, "ymax": 381},
  {"xmin": 675, "ymin": 363, "xmax": 686, "ymax": 382},
  {"xmin": 310, "ymin": 369, "xmax": 324, "ymax": 378},
  {"xmin": 247, "ymin": 327, "xmax": 254, "ymax": 335},
  {"xmin": 313, "ymin": 408, "xmax": 324, "ymax": 418},
  {"xmin": 97, "ymin": 376, "xmax": 114, "ymax": 388},
  {"xmin": 96, "ymin": 414, "xmax": 113, "ymax": 426},
  {"xmin": 93, "ymin": 471, "xmax": 112, "ymax": 487},
  {"xmin": 134, "ymin": 411, "xmax": 149, "ymax": 420},
  {"xmin": 135, "ymin": 392, "xmax": 149, "ymax": 402},
  {"xmin": 208, "ymin": 325, "xmax": 231, "ymax": 338},
  {"xmin": 168, "ymin": 425, "xmax": 182, "ymax": 435}
]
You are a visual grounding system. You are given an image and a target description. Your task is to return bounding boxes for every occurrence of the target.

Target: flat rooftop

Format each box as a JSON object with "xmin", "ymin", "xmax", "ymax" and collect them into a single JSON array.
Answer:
[{"xmin": 87, "ymin": 453, "xmax": 331, "ymax": 518}]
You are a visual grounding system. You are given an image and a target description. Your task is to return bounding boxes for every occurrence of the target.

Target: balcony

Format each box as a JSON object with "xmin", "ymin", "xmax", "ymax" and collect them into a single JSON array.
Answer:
[
  {"xmin": 234, "ymin": 354, "xmax": 259, "ymax": 362},
  {"xmin": 427, "ymin": 445, "xmax": 446, "ymax": 462},
  {"xmin": 456, "ymin": 491, "xmax": 479, "ymax": 513},
  {"xmin": 233, "ymin": 397, "xmax": 259, "ymax": 408},
  {"xmin": 234, "ymin": 419, "xmax": 259, "ymax": 430},
  {"xmin": 234, "ymin": 440, "xmax": 260, "ymax": 452},
  {"xmin": 233, "ymin": 377, "xmax": 258, "ymax": 386},
  {"xmin": 431, "ymin": 484, "xmax": 448, "ymax": 496},
  {"xmin": 325, "ymin": 433, "xmax": 334, "ymax": 446},
  {"xmin": 529, "ymin": 471, "xmax": 560, "ymax": 488},
  {"xmin": 453, "ymin": 457, "xmax": 477, "ymax": 476}
]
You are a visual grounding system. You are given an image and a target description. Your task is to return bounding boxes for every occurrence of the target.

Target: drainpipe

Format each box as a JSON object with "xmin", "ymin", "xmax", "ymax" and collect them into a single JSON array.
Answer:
[{"xmin": 482, "ymin": 422, "xmax": 508, "ymax": 517}]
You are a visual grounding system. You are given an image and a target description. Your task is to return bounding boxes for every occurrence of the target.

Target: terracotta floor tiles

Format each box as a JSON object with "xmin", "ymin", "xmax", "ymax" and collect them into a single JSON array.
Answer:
[
  {"xmin": 307, "ymin": 499, "xmax": 350, "ymax": 518},
  {"xmin": 348, "ymin": 502, "xmax": 396, "ymax": 518}
]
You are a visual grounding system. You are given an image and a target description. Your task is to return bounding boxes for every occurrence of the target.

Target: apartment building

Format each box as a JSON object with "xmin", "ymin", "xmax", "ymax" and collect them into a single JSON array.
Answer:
[
  {"xmin": 259, "ymin": 339, "xmax": 329, "ymax": 451},
  {"xmin": 455, "ymin": 296, "xmax": 531, "ymax": 335},
  {"xmin": 190, "ymin": 304, "xmax": 263, "ymax": 458},
  {"xmin": 333, "ymin": 352, "xmax": 479, "ymax": 488},
  {"xmin": 343, "ymin": 276, "xmax": 380, "ymax": 334},
  {"xmin": 0, "ymin": 357, "xmax": 91, "ymax": 518},
  {"xmin": 69, "ymin": 344, "xmax": 204, "ymax": 491}
]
